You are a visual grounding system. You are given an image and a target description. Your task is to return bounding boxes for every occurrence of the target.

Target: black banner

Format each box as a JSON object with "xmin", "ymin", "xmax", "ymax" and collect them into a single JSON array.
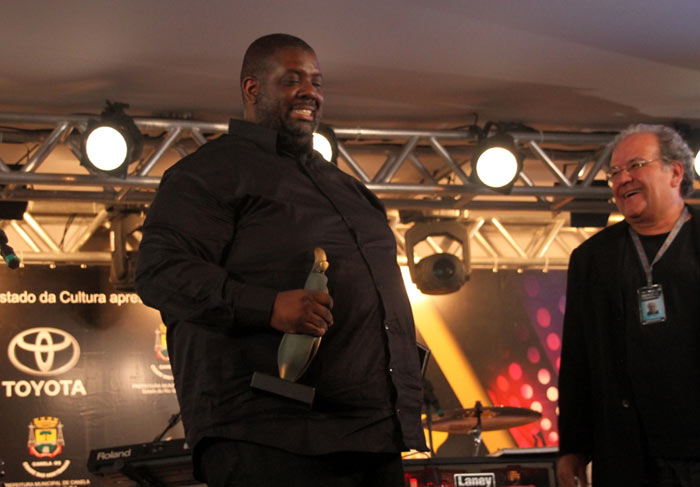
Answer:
[{"xmin": 0, "ymin": 266, "xmax": 183, "ymax": 487}]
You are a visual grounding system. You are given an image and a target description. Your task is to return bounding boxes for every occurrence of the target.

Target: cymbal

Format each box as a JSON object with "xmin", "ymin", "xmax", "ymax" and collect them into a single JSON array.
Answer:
[{"xmin": 424, "ymin": 406, "xmax": 541, "ymax": 433}]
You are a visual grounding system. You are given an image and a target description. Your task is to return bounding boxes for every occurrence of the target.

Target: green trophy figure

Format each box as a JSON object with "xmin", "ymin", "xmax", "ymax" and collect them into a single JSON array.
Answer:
[
  {"xmin": 250, "ymin": 248, "xmax": 328, "ymax": 406},
  {"xmin": 278, "ymin": 247, "xmax": 328, "ymax": 381}
]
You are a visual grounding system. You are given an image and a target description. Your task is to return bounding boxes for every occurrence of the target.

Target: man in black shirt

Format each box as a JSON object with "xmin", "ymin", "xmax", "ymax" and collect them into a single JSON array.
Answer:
[
  {"xmin": 557, "ymin": 124, "xmax": 700, "ymax": 487},
  {"xmin": 135, "ymin": 33, "xmax": 426, "ymax": 486}
]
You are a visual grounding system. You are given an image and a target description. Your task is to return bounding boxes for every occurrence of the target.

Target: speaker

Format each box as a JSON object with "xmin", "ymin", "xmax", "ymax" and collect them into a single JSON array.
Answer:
[{"xmin": 403, "ymin": 448, "xmax": 557, "ymax": 487}]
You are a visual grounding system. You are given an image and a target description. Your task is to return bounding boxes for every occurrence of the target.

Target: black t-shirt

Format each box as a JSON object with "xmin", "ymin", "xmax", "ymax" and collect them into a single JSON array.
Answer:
[{"xmin": 623, "ymin": 223, "xmax": 700, "ymax": 458}]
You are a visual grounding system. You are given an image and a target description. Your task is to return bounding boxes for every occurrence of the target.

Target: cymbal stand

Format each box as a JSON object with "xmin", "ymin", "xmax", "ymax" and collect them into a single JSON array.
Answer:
[
  {"xmin": 422, "ymin": 378, "xmax": 442, "ymax": 486},
  {"xmin": 469, "ymin": 401, "xmax": 484, "ymax": 456},
  {"xmin": 424, "ymin": 402, "xmax": 436, "ymax": 456},
  {"xmin": 153, "ymin": 411, "xmax": 181, "ymax": 443}
]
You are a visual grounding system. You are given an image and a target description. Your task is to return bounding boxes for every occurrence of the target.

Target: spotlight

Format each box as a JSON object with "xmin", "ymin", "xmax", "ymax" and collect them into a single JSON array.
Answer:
[
  {"xmin": 471, "ymin": 134, "xmax": 522, "ymax": 193},
  {"xmin": 313, "ymin": 124, "xmax": 338, "ymax": 165},
  {"xmin": 694, "ymin": 148, "xmax": 700, "ymax": 179},
  {"xmin": 404, "ymin": 220, "xmax": 470, "ymax": 295},
  {"xmin": 80, "ymin": 101, "xmax": 143, "ymax": 177}
]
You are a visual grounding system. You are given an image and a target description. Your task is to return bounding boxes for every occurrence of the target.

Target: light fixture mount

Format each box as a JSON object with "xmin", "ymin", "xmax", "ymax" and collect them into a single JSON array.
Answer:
[
  {"xmin": 405, "ymin": 220, "xmax": 470, "ymax": 295},
  {"xmin": 80, "ymin": 100, "xmax": 143, "ymax": 177},
  {"xmin": 471, "ymin": 132, "xmax": 523, "ymax": 193}
]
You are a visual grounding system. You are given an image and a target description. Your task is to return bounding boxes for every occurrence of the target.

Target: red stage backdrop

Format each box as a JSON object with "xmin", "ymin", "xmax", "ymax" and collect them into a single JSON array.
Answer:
[{"xmin": 417, "ymin": 269, "xmax": 565, "ymax": 456}]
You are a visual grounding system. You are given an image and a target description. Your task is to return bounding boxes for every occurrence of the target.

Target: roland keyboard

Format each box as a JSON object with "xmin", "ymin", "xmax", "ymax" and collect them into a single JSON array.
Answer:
[{"xmin": 87, "ymin": 439, "xmax": 201, "ymax": 487}]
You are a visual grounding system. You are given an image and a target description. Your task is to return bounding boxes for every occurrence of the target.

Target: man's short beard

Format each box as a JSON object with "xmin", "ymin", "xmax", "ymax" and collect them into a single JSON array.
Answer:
[{"xmin": 254, "ymin": 102, "xmax": 317, "ymax": 157}]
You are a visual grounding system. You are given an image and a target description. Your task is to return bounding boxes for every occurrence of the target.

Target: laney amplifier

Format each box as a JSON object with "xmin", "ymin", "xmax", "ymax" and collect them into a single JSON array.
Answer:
[{"xmin": 403, "ymin": 448, "xmax": 557, "ymax": 487}]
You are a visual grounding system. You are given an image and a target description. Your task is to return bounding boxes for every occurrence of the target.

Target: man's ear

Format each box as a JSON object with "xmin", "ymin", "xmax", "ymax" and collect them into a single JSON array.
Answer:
[
  {"xmin": 242, "ymin": 77, "xmax": 259, "ymax": 105},
  {"xmin": 670, "ymin": 160, "xmax": 684, "ymax": 188}
]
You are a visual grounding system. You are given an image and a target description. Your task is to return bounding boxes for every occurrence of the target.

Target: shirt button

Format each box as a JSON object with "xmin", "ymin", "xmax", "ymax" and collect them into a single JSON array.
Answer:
[
  {"xmin": 389, "ymin": 368, "xmax": 393, "ymax": 373},
  {"xmin": 621, "ymin": 399, "xmax": 630, "ymax": 408}
]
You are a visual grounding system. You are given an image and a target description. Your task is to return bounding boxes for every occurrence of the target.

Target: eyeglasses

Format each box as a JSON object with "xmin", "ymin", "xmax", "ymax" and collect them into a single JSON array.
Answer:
[{"xmin": 605, "ymin": 158, "xmax": 663, "ymax": 183}]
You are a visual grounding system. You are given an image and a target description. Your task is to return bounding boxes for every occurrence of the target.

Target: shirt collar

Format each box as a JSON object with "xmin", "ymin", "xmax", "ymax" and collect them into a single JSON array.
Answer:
[
  {"xmin": 228, "ymin": 118, "xmax": 278, "ymax": 155},
  {"xmin": 228, "ymin": 118, "xmax": 319, "ymax": 162}
]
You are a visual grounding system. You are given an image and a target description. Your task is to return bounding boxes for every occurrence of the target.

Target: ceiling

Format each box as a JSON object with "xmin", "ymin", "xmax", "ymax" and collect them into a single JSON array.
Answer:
[
  {"xmin": 0, "ymin": 0, "xmax": 698, "ymax": 271},
  {"xmin": 1, "ymin": 0, "xmax": 699, "ymax": 129}
]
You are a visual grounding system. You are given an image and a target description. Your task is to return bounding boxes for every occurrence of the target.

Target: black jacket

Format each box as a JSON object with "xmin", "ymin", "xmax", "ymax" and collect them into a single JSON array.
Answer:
[{"xmin": 558, "ymin": 205, "xmax": 700, "ymax": 486}]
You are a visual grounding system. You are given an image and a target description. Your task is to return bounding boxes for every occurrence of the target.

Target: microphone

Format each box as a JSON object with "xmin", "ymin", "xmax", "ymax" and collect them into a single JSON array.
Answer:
[{"xmin": 0, "ymin": 229, "xmax": 20, "ymax": 269}]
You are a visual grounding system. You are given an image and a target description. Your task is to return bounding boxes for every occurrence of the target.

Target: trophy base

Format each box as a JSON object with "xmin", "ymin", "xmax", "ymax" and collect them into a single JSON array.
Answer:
[{"xmin": 250, "ymin": 372, "xmax": 315, "ymax": 407}]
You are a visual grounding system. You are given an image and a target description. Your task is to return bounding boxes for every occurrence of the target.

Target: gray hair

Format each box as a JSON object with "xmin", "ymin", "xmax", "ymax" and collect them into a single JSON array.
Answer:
[{"xmin": 610, "ymin": 124, "xmax": 695, "ymax": 198}]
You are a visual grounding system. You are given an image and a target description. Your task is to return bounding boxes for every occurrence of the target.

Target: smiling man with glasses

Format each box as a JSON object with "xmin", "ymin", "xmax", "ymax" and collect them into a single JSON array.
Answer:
[
  {"xmin": 558, "ymin": 124, "xmax": 700, "ymax": 487},
  {"xmin": 607, "ymin": 128, "xmax": 692, "ymax": 236}
]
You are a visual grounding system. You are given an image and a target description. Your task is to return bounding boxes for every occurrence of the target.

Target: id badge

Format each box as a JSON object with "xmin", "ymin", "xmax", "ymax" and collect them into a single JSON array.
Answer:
[{"xmin": 637, "ymin": 284, "xmax": 666, "ymax": 325}]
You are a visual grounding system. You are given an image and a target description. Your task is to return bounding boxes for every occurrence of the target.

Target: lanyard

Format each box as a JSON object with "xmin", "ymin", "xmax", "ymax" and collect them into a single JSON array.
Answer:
[{"xmin": 629, "ymin": 206, "xmax": 690, "ymax": 286}]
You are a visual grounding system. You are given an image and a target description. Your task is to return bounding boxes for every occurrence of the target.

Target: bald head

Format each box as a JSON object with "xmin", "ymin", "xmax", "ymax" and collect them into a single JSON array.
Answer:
[{"xmin": 240, "ymin": 34, "xmax": 315, "ymax": 91}]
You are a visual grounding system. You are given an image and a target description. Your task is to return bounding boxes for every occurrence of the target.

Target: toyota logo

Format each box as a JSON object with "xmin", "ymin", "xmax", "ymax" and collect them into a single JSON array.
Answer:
[{"xmin": 8, "ymin": 327, "xmax": 81, "ymax": 376}]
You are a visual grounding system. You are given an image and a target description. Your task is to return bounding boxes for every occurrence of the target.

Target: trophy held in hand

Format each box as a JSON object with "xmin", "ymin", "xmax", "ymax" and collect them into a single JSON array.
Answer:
[{"xmin": 250, "ymin": 248, "xmax": 329, "ymax": 407}]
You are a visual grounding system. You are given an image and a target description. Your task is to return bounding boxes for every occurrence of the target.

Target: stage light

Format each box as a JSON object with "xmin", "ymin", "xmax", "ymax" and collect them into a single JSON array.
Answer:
[
  {"xmin": 694, "ymin": 148, "xmax": 700, "ymax": 179},
  {"xmin": 404, "ymin": 220, "xmax": 470, "ymax": 295},
  {"xmin": 80, "ymin": 101, "xmax": 143, "ymax": 177},
  {"xmin": 109, "ymin": 211, "xmax": 144, "ymax": 291},
  {"xmin": 471, "ymin": 134, "xmax": 522, "ymax": 193},
  {"xmin": 313, "ymin": 124, "xmax": 338, "ymax": 165}
]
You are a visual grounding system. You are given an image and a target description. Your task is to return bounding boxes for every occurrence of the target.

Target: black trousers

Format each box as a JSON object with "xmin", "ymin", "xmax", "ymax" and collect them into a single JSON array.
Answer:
[
  {"xmin": 199, "ymin": 439, "xmax": 405, "ymax": 487},
  {"xmin": 642, "ymin": 458, "xmax": 700, "ymax": 487}
]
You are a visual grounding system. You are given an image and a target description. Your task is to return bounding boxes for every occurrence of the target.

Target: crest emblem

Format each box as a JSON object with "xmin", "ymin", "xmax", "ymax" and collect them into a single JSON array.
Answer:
[
  {"xmin": 154, "ymin": 323, "xmax": 169, "ymax": 361},
  {"xmin": 28, "ymin": 416, "xmax": 64, "ymax": 458}
]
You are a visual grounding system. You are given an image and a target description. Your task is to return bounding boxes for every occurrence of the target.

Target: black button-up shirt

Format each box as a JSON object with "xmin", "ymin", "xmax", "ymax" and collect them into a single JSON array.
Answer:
[{"xmin": 135, "ymin": 119, "xmax": 426, "ymax": 465}]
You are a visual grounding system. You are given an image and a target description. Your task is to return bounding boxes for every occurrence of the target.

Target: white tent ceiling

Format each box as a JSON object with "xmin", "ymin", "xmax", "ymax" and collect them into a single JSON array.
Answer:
[{"xmin": 1, "ymin": 0, "xmax": 698, "ymax": 128}]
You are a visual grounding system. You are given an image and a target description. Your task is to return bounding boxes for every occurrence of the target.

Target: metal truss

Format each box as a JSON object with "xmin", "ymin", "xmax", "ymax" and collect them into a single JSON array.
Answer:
[
  {"xmin": 391, "ymin": 213, "xmax": 602, "ymax": 272},
  {"xmin": 0, "ymin": 112, "xmax": 637, "ymax": 270}
]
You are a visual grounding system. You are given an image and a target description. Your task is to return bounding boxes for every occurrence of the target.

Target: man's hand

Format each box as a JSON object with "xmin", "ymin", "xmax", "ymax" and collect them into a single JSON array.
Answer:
[
  {"xmin": 557, "ymin": 453, "xmax": 588, "ymax": 487},
  {"xmin": 270, "ymin": 289, "xmax": 334, "ymax": 336}
]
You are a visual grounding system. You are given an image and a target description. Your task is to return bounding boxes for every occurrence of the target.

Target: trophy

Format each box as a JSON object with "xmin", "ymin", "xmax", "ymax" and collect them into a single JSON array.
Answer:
[{"xmin": 250, "ymin": 248, "xmax": 328, "ymax": 406}]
